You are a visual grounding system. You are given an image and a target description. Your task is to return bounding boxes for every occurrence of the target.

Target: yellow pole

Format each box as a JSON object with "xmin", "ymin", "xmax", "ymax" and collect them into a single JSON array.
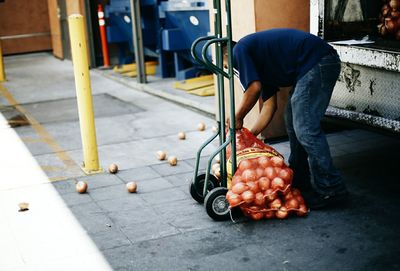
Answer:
[
  {"xmin": 0, "ymin": 40, "xmax": 6, "ymax": 82},
  {"xmin": 68, "ymin": 14, "xmax": 101, "ymax": 174}
]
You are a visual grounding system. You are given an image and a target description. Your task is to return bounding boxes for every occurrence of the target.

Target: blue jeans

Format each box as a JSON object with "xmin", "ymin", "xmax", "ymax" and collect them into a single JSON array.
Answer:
[{"xmin": 285, "ymin": 52, "xmax": 346, "ymax": 195}]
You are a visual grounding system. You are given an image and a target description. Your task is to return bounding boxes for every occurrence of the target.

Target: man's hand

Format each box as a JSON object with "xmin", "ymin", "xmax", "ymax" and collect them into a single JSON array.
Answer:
[{"xmin": 225, "ymin": 116, "xmax": 243, "ymax": 130}]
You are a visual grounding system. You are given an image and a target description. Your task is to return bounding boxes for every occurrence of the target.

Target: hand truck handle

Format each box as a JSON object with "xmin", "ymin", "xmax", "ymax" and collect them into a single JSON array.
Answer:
[
  {"xmin": 191, "ymin": 35, "xmax": 216, "ymax": 66},
  {"xmin": 201, "ymin": 37, "xmax": 230, "ymax": 78}
]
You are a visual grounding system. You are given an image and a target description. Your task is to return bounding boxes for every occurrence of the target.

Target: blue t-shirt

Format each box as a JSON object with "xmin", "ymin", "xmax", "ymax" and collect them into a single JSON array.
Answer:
[{"xmin": 233, "ymin": 28, "xmax": 334, "ymax": 101}]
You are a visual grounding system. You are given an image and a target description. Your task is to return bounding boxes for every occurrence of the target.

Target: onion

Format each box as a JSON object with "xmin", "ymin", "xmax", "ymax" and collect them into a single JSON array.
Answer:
[
  {"xmin": 258, "ymin": 177, "xmax": 270, "ymax": 191},
  {"xmin": 168, "ymin": 156, "xmax": 178, "ymax": 166},
  {"xmin": 178, "ymin": 132, "xmax": 186, "ymax": 140},
  {"xmin": 228, "ymin": 193, "xmax": 242, "ymax": 207},
  {"xmin": 385, "ymin": 18, "xmax": 397, "ymax": 33},
  {"xmin": 270, "ymin": 198, "xmax": 282, "ymax": 209},
  {"xmin": 258, "ymin": 156, "xmax": 271, "ymax": 168},
  {"xmin": 246, "ymin": 181, "xmax": 260, "ymax": 193},
  {"xmin": 271, "ymin": 177, "xmax": 285, "ymax": 190},
  {"xmin": 197, "ymin": 122, "xmax": 206, "ymax": 131},
  {"xmin": 226, "ymin": 190, "xmax": 234, "ymax": 200},
  {"xmin": 254, "ymin": 192, "xmax": 265, "ymax": 206},
  {"xmin": 264, "ymin": 210, "xmax": 275, "ymax": 219},
  {"xmin": 285, "ymin": 198, "xmax": 300, "ymax": 209},
  {"xmin": 242, "ymin": 169, "xmax": 257, "ymax": 182},
  {"xmin": 241, "ymin": 190, "xmax": 255, "ymax": 204},
  {"xmin": 231, "ymin": 175, "xmax": 242, "ymax": 186},
  {"xmin": 76, "ymin": 181, "xmax": 88, "ymax": 194},
  {"xmin": 214, "ymin": 169, "xmax": 221, "ymax": 179},
  {"xmin": 256, "ymin": 168, "xmax": 264, "ymax": 179},
  {"xmin": 232, "ymin": 182, "xmax": 247, "ymax": 195},
  {"xmin": 251, "ymin": 212, "xmax": 264, "ymax": 221},
  {"xmin": 278, "ymin": 168, "xmax": 293, "ymax": 183},
  {"xmin": 271, "ymin": 156, "xmax": 284, "ymax": 167},
  {"xmin": 265, "ymin": 167, "xmax": 277, "ymax": 179},
  {"xmin": 212, "ymin": 163, "xmax": 220, "ymax": 173},
  {"xmin": 276, "ymin": 207, "xmax": 289, "ymax": 219},
  {"xmin": 382, "ymin": 4, "xmax": 391, "ymax": 17},
  {"xmin": 389, "ymin": 0, "xmax": 399, "ymax": 10},
  {"xmin": 296, "ymin": 204, "xmax": 308, "ymax": 217},
  {"xmin": 108, "ymin": 163, "xmax": 119, "ymax": 174},
  {"xmin": 380, "ymin": 24, "xmax": 388, "ymax": 36},
  {"xmin": 264, "ymin": 188, "xmax": 277, "ymax": 201},
  {"xmin": 212, "ymin": 126, "xmax": 218, "ymax": 132},
  {"xmin": 284, "ymin": 191, "xmax": 294, "ymax": 201},
  {"xmin": 126, "ymin": 182, "xmax": 137, "ymax": 193},
  {"xmin": 392, "ymin": 10, "xmax": 400, "ymax": 18},
  {"xmin": 18, "ymin": 202, "xmax": 29, "ymax": 212},
  {"xmin": 156, "ymin": 150, "xmax": 167, "ymax": 161},
  {"xmin": 238, "ymin": 159, "xmax": 253, "ymax": 171},
  {"xmin": 291, "ymin": 188, "xmax": 301, "ymax": 196},
  {"xmin": 296, "ymin": 195, "xmax": 305, "ymax": 205}
]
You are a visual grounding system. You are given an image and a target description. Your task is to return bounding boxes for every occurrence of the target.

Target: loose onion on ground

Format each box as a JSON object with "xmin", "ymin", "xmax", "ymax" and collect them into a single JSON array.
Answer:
[
  {"xmin": 108, "ymin": 163, "xmax": 119, "ymax": 174},
  {"xmin": 168, "ymin": 156, "xmax": 178, "ymax": 166},
  {"xmin": 156, "ymin": 151, "xmax": 167, "ymax": 160},
  {"xmin": 76, "ymin": 181, "xmax": 88, "ymax": 194},
  {"xmin": 197, "ymin": 122, "xmax": 206, "ymax": 131},
  {"xmin": 126, "ymin": 182, "xmax": 137, "ymax": 193},
  {"xmin": 178, "ymin": 132, "xmax": 186, "ymax": 140},
  {"xmin": 212, "ymin": 163, "xmax": 220, "ymax": 173}
]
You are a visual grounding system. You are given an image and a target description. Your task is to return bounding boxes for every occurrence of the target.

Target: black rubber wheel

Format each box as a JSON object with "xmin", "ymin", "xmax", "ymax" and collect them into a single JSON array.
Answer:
[
  {"xmin": 204, "ymin": 187, "xmax": 230, "ymax": 221},
  {"xmin": 189, "ymin": 173, "xmax": 219, "ymax": 204}
]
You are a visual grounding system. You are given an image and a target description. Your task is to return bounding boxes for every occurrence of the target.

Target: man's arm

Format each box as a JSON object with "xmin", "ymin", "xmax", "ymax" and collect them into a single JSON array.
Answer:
[
  {"xmin": 250, "ymin": 94, "xmax": 277, "ymax": 136},
  {"xmin": 234, "ymin": 81, "xmax": 262, "ymax": 129}
]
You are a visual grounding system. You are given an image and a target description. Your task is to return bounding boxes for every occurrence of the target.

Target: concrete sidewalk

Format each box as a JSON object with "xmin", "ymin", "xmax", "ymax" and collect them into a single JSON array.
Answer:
[{"xmin": 1, "ymin": 53, "xmax": 400, "ymax": 271}]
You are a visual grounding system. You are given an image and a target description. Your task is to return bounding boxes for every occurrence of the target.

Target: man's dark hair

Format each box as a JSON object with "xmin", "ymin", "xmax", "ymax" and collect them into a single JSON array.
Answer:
[{"xmin": 222, "ymin": 41, "xmax": 237, "ymax": 56}]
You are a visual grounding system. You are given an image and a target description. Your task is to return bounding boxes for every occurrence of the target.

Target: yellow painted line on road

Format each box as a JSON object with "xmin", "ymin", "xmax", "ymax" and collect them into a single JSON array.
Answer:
[
  {"xmin": 0, "ymin": 83, "xmax": 82, "ymax": 181},
  {"xmin": 20, "ymin": 137, "xmax": 46, "ymax": 143}
]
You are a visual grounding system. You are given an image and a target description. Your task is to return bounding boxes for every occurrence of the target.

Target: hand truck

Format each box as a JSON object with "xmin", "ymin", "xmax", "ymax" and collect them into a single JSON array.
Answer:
[{"xmin": 189, "ymin": 0, "xmax": 237, "ymax": 221}]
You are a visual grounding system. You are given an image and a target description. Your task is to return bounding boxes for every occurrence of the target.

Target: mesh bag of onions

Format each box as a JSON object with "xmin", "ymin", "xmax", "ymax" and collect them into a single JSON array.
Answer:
[{"xmin": 226, "ymin": 128, "xmax": 308, "ymax": 221}]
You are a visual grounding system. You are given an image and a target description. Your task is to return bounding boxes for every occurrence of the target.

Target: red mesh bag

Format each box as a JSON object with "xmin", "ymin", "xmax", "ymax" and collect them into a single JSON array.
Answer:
[{"xmin": 225, "ymin": 128, "xmax": 308, "ymax": 220}]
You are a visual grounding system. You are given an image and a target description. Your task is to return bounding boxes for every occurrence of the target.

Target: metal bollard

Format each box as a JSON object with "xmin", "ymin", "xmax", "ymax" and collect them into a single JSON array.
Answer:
[
  {"xmin": 68, "ymin": 14, "xmax": 101, "ymax": 174},
  {"xmin": 0, "ymin": 40, "xmax": 5, "ymax": 82}
]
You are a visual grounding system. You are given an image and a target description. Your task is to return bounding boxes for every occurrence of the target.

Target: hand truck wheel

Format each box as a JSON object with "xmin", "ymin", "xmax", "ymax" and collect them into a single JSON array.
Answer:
[
  {"xmin": 204, "ymin": 187, "xmax": 230, "ymax": 221},
  {"xmin": 189, "ymin": 173, "xmax": 219, "ymax": 204}
]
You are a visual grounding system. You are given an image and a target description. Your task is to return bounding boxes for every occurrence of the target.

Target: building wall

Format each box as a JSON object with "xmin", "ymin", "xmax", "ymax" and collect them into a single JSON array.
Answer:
[{"xmin": 0, "ymin": 0, "xmax": 52, "ymax": 55}]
